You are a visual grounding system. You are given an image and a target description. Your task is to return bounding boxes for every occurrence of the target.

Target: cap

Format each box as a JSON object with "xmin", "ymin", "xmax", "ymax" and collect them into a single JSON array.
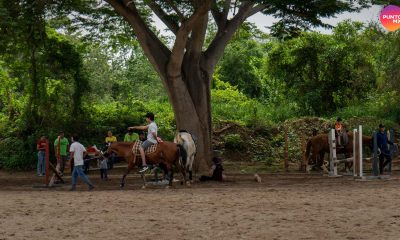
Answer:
[
  {"xmin": 336, "ymin": 117, "xmax": 342, "ymax": 122},
  {"xmin": 379, "ymin": 124, "xmax": 385, "ymax": 128}
]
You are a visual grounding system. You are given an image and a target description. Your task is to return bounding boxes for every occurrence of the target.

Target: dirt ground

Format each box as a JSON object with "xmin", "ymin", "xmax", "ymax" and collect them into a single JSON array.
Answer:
[{"xmin": 1, "ymin": 168, "xmax": 400, "ymax": 240}]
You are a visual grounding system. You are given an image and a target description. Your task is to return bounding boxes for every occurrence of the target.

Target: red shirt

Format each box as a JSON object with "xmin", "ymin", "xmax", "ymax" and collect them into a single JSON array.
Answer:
[{"xmin": 37, "ymin": 139, "xmax": 47, "ymax": 151}]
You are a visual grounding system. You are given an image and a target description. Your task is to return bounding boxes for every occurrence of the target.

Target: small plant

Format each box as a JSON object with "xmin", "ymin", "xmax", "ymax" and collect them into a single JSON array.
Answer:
[{"xmin": 224, "ymin": 134, "xmax": 244, "ymax": 150}]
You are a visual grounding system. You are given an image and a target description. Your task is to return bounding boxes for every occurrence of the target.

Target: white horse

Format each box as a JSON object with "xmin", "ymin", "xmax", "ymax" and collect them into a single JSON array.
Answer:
[{"xmin": 174, "ymin": 130, "xmax": 197, "ymax": 183}]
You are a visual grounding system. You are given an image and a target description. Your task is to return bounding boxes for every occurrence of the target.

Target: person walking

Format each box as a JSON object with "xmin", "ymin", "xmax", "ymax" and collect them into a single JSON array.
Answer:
[
  {"xmin": 69, "ymin": 135, "xmax": 94, "ymax": 191},
  {"xmin": 376, "ymin": 124, "xmax": 394, "ymax": 174}
]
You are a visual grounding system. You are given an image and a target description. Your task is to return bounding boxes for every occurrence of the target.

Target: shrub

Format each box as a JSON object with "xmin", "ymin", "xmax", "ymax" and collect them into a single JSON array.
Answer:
[{"xmin": 224, "ymin": 134, "xmax": 244, "ymax": 150}]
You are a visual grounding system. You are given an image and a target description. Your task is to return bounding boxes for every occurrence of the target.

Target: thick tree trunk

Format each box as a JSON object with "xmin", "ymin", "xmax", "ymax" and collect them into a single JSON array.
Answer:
[
  {"xmin": 104, "ymin": 0, "xmax": 263, "ymax": 172},
  {"xmin": 162, "ymin": 66, "xmax": 212, "ymax": 172}
]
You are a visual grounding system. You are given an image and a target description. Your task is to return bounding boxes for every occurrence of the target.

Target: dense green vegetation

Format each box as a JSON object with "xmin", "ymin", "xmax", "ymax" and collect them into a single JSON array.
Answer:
[{"xmin": 0, "ymin": 1, "xmax": 399, "ymax": 170}]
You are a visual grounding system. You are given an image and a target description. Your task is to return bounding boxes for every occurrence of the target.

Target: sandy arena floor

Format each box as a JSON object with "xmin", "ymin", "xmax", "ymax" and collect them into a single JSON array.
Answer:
[{"xmin": 0, "ymin": 169, "xmax": 400, "ymax": 240}]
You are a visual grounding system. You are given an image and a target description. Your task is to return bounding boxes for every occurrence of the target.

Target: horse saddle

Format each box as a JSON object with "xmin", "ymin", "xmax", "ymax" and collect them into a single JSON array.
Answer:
[{"xmin": 132, "ymin": 141, "xmax": 158, "ymax": 155}]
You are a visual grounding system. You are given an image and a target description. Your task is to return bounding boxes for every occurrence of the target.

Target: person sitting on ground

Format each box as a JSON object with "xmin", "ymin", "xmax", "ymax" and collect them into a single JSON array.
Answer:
[
  {"xmin": 128, "ymin": 112, "xmax": 159, "ymax": 173},
  {"xmin": 377, "ymin": 124, "xmax": 394, "ymax": 174},
  {"xmin": 199, "ymin": 156, "xmax": 225, "ymax": 182},
  {"xmin": 124, "ymin": 129, "xmax": 138, "ymax": 142}
]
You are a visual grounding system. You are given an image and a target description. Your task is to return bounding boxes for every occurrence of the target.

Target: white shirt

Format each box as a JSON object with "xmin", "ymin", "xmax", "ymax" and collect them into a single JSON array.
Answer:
[
  {"xmin": 70, "ymin": 142, "xmax": 86, "ymax": 166},
  {"xmin": 147, "ymin": 122, "xmax": 158, "ymax": 144}
]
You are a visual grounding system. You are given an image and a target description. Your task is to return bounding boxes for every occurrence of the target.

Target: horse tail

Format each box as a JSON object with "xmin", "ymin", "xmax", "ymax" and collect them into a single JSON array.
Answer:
[
  {"xmin": 305, "ymin": 139, "xmax": 312, "ymax": 163},
  {"xmin": 177, "ymin": 144, "xmax": 187, "ymax": 168}
]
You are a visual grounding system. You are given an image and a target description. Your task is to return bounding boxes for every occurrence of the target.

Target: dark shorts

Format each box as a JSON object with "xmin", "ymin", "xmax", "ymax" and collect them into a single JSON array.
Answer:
[{"xmin": 141, "ymin": 140, "xmax": 155, "ymax": 150}]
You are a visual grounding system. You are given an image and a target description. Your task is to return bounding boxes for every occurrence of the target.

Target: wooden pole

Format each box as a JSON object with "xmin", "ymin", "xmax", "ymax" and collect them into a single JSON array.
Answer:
[
  {"xmin": 372, "ymin": 131, "xmax": 379, "ymax": 176},
  {"xmin": 45, "ymin": 139, "xmax": 49, "ymax": 186},
  {"xmin": 284, "ymin": 129, "xmax": 289, "ymax": 172},
  {"xmin": 358, "ymin": 125, "xmax": 363, "ymax": 177},
  {"xmin": 388, "ymin": 129, "xmax": 393, "ymax": 172}
]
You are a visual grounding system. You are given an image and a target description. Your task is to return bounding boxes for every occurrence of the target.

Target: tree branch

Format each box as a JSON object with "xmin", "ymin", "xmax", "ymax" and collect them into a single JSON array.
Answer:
[
  {"xmin": 211, "ymin": 0, "xmax": 231, "ymax": 29},
  {"xmin": 221, "ymin": 0, "xmax": 231, "ymax": 22},
  {"xmin": 188, "ymin": 13, "xmax": 208, "ymax": 64},
  {"xmin": 246, "ymin": 3, "xmax": 270, "ymax": 18},
  {"xmin": 204, "ymin": 1, "xmax": 255, "ymax": 75},
  {"xmin": 146, "ymin": 0, "xmax": 179, "ymax": 34},
  {"xmin": 105, "ymin": 0, "xmax": 170, "ymax": 78},
  {"xmin": 167, "ymin": 0, "xmax": 212, "ymax": 77},
  {"xmin": 165, "ymin": 0, "xmax": 185, "ymax": 21},
  {"xmin": 211, "ymin": 0, "xmax": 222, "ymax": 27}
]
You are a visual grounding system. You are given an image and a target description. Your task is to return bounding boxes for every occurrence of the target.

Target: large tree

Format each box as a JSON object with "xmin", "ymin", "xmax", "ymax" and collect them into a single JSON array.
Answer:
[
  {"xmin": 4, "ymin": 0, "xmax": 394, "ymax": 169},
  {"xmin": 100, "ymin": 0, "xmax": 395, "ymax": 170}
]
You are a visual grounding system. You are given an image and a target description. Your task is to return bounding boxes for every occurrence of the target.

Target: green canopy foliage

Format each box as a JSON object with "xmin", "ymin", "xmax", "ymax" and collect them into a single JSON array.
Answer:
[{"xmin": 0, "ymin": 0, "xmax": 399, "ymax": 169}]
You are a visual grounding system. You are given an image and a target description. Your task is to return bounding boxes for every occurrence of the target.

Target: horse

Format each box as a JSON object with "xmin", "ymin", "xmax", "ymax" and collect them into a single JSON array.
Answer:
[
  {"xmin": 304, "ymin": 132, "xmax": 373, "ymax": 172},
  {"xmin": 105, "ymin": 141, "xmax": 187, "ymax": 188},
  {"xmin": 174, "ymin": 130, "xmax": 197, "ymax": 184}
]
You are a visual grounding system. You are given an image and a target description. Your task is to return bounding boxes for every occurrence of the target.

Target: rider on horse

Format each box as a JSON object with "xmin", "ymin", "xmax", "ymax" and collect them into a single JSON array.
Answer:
[{"xmin": 128, "ymin": 112, "xmax": 159, "ymax": 173}]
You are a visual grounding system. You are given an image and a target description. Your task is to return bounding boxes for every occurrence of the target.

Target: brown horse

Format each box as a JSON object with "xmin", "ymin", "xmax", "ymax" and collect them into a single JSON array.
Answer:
[
  {"xmin": 106, "ymin": 141, "xmax": 187, "ymax": 188},
  {"xmin": 304, "ymin": 132, "xmax": 373, "ymax": 172}
]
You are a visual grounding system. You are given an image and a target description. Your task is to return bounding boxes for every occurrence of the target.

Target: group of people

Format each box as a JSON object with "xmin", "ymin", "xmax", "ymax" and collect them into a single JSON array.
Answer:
[
  {"xmin": 334, "ymin": 117, "xmax": 395, "ymax": 174},
  {"xmin": 36, "ymin": 131, "xmax": 69, "ymax": 176},
  {"xmin": 36, "ymin": 112, "xmax": 166, "ymax": 190},
  {"xmin": 36, "ymin": 133, "xmax": 95, "ymax": 190},
  {"xmin": 36, "ymin": 114, "xmax": 396, "ymax": 190}
]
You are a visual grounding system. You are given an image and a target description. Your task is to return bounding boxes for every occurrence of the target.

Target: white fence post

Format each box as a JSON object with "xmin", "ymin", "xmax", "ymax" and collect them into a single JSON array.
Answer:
[
  {"xmin": 329, "ymin": 129, "xmax": 337, "ymax": 176},
  {"xmin": 353, "ymin": 128, "xmax": 357, "ymax": 177}
]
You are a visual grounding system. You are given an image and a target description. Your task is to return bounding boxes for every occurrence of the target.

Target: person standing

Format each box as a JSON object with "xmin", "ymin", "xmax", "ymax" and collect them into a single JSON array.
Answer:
[
  {"xmin": 376, "ymin": 124, "xmax": 394, "ymax": 174},
  {"xmin": 128, "ymin": 112, "xmax": 159, "ymax": 173},
  {"xmin": 69, "ymin": 135, "xmax": 94, "ymax": 191},
  {"xmin": 99, "ymin": 157, "xmax": 109, "ymax": 181},
  {"xmin": 124, "ymin": 129, "xmax": 138, "ymax": 142},
  {"xmin": 335, "ymin": 118, "xmax": 344, "ymax": 147},
  {"xmin": 36, "ymin": 135, "xmax": 47, "ymax": 176},
  {"xmin": 54, "ymin": 131, "xmax": 69, "ymax": 175},
  {"xmin": 105, "ymin": 131, "xmax": 117, "ymax": 169}
]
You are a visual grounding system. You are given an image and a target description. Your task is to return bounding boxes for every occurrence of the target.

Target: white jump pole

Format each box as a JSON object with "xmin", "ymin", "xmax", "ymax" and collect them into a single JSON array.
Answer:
[
  {"xmin": 329, "ymin": 129, "xmax": 337, "ymax": 176},
  {"xmin": 353, "ymin": 128, "xmax": 357, "ymax": 177}
]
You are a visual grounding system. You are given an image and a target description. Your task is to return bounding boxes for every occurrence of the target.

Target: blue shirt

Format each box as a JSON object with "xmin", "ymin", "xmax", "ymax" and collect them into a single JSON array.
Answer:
[{"xmin": 376, "ymin": 131, "xmax": 393, "ymax": 154}]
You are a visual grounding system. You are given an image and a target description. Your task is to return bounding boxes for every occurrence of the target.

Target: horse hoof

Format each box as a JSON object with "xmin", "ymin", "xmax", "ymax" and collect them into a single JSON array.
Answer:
[
  {"xmin": 186, "ymin": 181, "xmax": 191, "ymax": 187},
  {"xmin": 142, "ymin": 185, "xmax": 146, "ymax": 189},
  {"xmin": 165, "ymin": 186, "xmax": 170, "ymax": 189}
]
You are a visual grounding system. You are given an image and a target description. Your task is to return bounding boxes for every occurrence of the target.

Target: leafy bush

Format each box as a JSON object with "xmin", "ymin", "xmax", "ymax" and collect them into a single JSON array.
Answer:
[{"xmin": 224, "ymin": 134, "xmax": 244, "ymax": 150}]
